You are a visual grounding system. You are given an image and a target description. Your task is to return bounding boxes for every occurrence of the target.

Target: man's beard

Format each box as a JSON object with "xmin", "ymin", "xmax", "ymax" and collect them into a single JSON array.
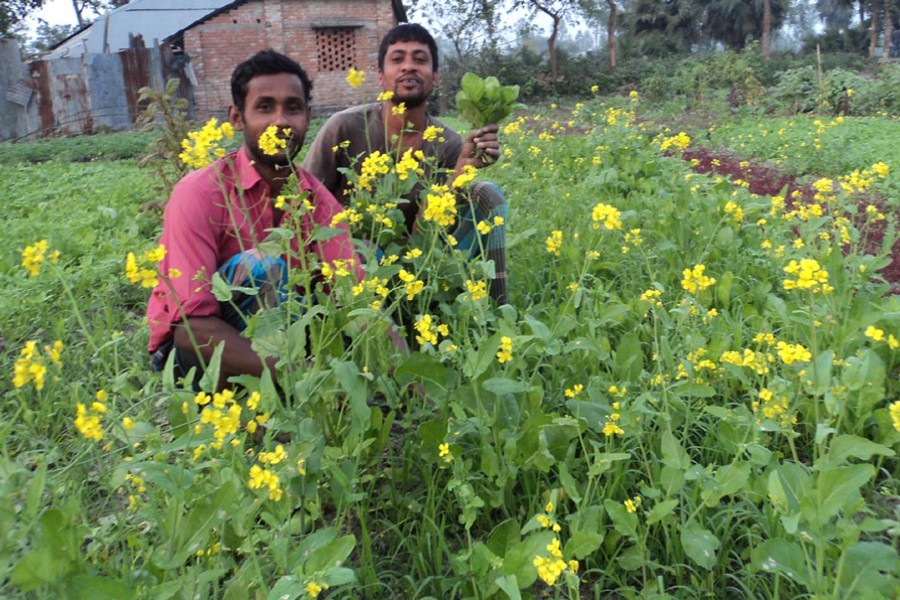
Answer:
[
  {"xmin": 249, "ymin": 135, "xmax": 303, "ymax": 171},
  {"xmin": 395, "ymin": 93, "xmax": 427, "ymax": 108},
  {"xmin": 393, "ymin": 82, "xmax": 429, "ymax": 108}
]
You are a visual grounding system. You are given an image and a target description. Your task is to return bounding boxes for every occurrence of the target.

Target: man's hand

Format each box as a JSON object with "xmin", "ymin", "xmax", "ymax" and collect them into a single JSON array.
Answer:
[{"xmin": 455, "ymin": 124, "xmax": 501, "ymax": 173}]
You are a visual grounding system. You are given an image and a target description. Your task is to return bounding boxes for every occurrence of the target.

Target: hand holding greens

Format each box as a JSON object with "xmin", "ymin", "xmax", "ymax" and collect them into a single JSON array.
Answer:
[{"xmin": 455, "ymin": 73, "xmax": 524, "ymax": 128}]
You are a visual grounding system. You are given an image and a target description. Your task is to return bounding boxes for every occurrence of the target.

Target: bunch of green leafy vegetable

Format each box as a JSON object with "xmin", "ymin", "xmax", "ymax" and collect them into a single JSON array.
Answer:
[{"xmin": 455, "ymin": 73, "xmax": 524, "ymax": 127}]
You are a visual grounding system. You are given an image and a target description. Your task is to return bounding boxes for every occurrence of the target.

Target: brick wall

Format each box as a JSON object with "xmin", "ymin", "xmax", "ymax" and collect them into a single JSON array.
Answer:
[{"xmin": 185, "ymin": 0, "xmax": 399, "ymax": 119}]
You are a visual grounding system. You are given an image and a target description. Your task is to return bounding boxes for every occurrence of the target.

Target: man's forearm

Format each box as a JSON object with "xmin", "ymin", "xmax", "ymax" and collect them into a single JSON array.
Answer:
[{"xmin": 173, "ymin": 315, "xmax": 277, "ymax": 389}]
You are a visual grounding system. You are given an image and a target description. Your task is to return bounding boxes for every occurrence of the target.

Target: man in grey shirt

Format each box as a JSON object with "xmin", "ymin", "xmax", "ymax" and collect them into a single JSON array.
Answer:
[{"xmin": 302, "ymin": 23, "xmax": 509, "ymax": 304}]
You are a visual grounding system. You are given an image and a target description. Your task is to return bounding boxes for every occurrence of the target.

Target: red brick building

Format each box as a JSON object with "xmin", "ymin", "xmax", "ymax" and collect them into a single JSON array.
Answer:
[{"xmin": 173, "ymin": 0, "xmax": 407, "ymax": 117}]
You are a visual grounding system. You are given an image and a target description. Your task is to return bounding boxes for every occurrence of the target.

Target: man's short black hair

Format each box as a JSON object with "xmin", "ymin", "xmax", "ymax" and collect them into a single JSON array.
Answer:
[
  {"xmin": 377, "ymin": 23, "xmax": 439, "ymax": 72},
  {"xmin": 230, "ymin": 49, "xmax": 313, "ymax": 112}
]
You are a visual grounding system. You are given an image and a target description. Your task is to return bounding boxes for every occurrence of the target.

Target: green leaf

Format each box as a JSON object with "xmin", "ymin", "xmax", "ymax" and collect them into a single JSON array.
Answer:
[
  {"xmin": 661, "ymin": 429, "xmax": 690, "ymax": 470},
  {"xmin": 604, "ymin": 498, "xmax": 638, "ymax": 538},
  {"xmin": 11, "ymin": 547, "xmax": 67, "ymax": 591},
  {"xmin": 68, "ymin": 575, "xmax": 136, "ymax": 600},
  {"xmin": 494, "ymin": 574, "xmax": 521, "ymax": 600},
  {"xmin": 616, "ymin": 544, "xmax": 644, "ymax": 571},
  {"xmin": 672, "ymin": 382, "xmax": 717, "ymax": 398},
  {"xmin": 461, "ymin": 72, "xmax": 485, "ymax": 102},
  {"xmin": 155, "ymin": 480, "xmax": 236, "ymax": 568},
  {"xmin": 483, "ymin": 377, "xmax": 534, "ymax": 395},
  {"xmin": 716, "ymin": 270, "xmax": 734, "ymax": 305},
  {"xmin": 131, "ymin": 462, "xmax": 194, "ymax": 498},
  {"xmin": 198, "ymin": 341, "xmax": 224, "ymax": 392},
  {"xmin": 817, "ymin": 464, "xmax": 873, "ymax": 522},
  {"xmin": 702, "ymin": 461, "xmax": 751, "ymax": 508},
  {"xmin": 463, "ymin": 338, "xmax": 498, "ymax": 379},
  {"xmin": 322, "ymin": 567, "xmax": 356, "ymax": 587},
  {"xmin": 296, "ymin": 528, "xmax": 339, "ymax": 565},
  {"xmin": 456, "ymin": 72, "xmax": 522, "ymax": 127},
  {"xmin": 840, "ymin": 541, "xmax": 900, "ymax": 596},
  {"xmin": 767, "ymin": 463, "xmax": 809, "ymax": 514},
  {"xmin": 304, "ymin": 535, "xmax": 356, "ymax": 573},
  {"xmin": 823, "ymin": 434, "xmax": 894, "ymax": 467},
  {"xmin": 841, "ymin": 349, "xmax": 886, "ymax": 413},
  {"xmin": 267, "ymin": 576, "xmax": 304, "ymax": 600},
  {"xmin": 680, "ymin": 523, "xmax": 720, "ymax": 570},
  {"xmin": 750, "ymin": 538, "xmax": 809, "ymax": 585},
  {"xmin": 503, "ymin": 530, "xmax": 554, "ymax": 587},
  {"xmin": 645, "ymin": 500, "xmax": 679, "ymax": 526},
  {"xmin": 25, "ymin": 462, "xmax": 46, "ymax": 520},
  {"xmin": 395, "ymin": 352, "xmax": 448, "ymax": 388},
  {"xmin": 558, "ymin": 462, "xmax": 581, "ymax": 503},
  {"xmin": 565, "ymin": 531, "xmax": 604, "ymax": 559},
  {"xmin": 10, "ymin": 509, "xmax": 78, "ymax": 590},
  {"xmin": 330, "ymin": 359, "xmax": 371, "ymax": 429},
  {"xmin": 807, "ymin": 349, "xmax": 833, "ymax": 397},
  {"xmin": 614, "ymin": 331, "xmax": 643, "ymax": 382}
]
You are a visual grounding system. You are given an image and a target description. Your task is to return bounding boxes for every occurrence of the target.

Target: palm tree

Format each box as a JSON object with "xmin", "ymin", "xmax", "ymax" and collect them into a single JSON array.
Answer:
[
  {"xmin": 696, "ymin": 0, "xmax": 789, "ymax": 50},
  {"xmin": 622, "ymin": 0, "xmax": 701, "ymax": 55}
]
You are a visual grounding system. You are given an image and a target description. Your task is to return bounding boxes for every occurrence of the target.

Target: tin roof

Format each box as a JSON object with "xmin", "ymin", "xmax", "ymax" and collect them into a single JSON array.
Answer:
[
  {"xmin": 44, "ymin": 0, "xmax": 235, "ymax": 59},
  {"xmin": 44, "ymin": 0, "xmax": 406, "ymax": 60}
]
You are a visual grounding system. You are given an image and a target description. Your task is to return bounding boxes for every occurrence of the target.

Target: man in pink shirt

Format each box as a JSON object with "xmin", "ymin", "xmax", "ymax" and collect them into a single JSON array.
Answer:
[{"xmin": 147, "ymin": 50, "xmax": 363, "ymax": 389}]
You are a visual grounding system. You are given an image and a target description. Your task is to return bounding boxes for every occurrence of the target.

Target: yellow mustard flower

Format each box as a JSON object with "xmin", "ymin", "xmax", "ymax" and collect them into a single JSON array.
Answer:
[{"xmin": 346, "ymin": 67, "xmax": 366, "ymax": 88}]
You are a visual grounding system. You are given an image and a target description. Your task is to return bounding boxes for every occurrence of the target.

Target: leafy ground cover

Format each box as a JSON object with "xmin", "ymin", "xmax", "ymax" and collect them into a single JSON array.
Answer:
[{"xmin": 1, "ymin": 93, "xmax": 898, "ymax": 599}]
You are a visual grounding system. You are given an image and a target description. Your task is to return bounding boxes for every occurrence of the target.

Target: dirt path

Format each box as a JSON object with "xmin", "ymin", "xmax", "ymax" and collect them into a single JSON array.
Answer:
[{"xmin": 681, "ymin": 146, "xmax": 900, "ymax": 294}]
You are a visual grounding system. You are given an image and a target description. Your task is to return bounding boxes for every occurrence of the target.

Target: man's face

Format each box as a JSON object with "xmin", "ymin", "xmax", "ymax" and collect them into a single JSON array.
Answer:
[
  {"xmin": 378, "ymin": 41, "xmax": 437, "ymax": 108},
  {"xmin": 229, "ymin": 73, "xmax": 310, "ymax": 170}
]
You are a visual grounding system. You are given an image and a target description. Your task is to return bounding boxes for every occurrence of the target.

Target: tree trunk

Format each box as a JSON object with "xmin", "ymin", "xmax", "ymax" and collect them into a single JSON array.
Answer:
[
  {"xmin": 548, "ymin": 14, "xmax": 560, "ymax": 86},
  {"xmin": 71, "ymin": 0, "xmax": 85, "ymax": 28},
  {"xmin": 762, "ymin": 0, "xmax": 772, "ymax": 60},
  {"xmin": 607, "ymin": 0, "xmax": 617, "ymax": 70},
  {"xmin": 884, "ymin": 0, "xmax": 894, "ymax": 60},
  {"xmin": 870, "ymin": 0, "xmax": 879, "ymax": 58}
]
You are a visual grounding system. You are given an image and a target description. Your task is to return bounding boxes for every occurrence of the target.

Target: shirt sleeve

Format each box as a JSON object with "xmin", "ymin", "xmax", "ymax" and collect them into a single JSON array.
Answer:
[
  {"xmin": 157, "ymin": 175, "xmax": 224, "ymax": 322},
  {"xmin": 429, "ymin": 119, "xmax": 464, "ymax": 170}
]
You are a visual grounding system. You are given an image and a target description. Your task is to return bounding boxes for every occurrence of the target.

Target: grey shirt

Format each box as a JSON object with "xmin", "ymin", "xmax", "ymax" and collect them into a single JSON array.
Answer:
[{"xmin": 302, "ymin": 102, "xmax": 463, "ymax": 231}]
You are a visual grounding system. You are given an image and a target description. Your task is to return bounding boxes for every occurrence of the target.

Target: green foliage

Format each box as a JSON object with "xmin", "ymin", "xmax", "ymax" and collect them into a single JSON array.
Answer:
[
  {"xmin": 0, "ymin": 131, "xmax": 154, "ymax": 164},
  {"xmin": 2, "ymin": 96, "xmax": 899, "ymax": 599},
  {"xmin": 136, "ymin": 78, "xmax": 194, "ymax": 202},
  {"xmin": 455, "ymin": 72, "xmax": 524, "ymax": 127},
  {"xmin": 768, "ymin": 63, "xmax": 900, "ymax": 116}
]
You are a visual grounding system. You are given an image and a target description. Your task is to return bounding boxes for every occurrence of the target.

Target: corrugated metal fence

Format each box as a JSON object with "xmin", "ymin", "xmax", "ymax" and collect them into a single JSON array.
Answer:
[{"xmin": 1, "ymin": 40, "xmax": 193, "ymax": 142}]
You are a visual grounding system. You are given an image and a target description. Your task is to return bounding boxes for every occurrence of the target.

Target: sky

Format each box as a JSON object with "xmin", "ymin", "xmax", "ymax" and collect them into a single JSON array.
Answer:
[
  {"xmin": 26, "ymin": 0, "xmax": 82, "ymax": 31},
  {"xmin": 24, "ymin": 0, "xmax": 558, "ymax": 41}
]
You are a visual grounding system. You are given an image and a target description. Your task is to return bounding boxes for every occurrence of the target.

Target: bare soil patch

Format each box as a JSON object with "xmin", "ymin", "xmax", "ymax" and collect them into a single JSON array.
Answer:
[{"xmin": 681, "ymin": 146, "xmax": 900, "ymax": 293}]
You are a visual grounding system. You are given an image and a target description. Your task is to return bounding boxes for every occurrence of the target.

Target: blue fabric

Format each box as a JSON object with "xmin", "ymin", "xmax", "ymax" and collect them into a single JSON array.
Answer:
[
  {"xmin": 453, "ymin": 182, "xmax": 508, "ymax": 260},
  {"xmin": 218, "ymin": 253, "xmax": 288, "ymax": 306}
]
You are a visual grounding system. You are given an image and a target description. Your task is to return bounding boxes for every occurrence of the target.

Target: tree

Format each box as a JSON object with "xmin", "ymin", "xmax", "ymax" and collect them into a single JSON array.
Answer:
[
  {"xmin": 869, "ymin": 0, "xmax": 878, "ymax": 57},
  {"xmin": 579, "ymin": 0, "xmax": 621, "ymax": 70},
  {"xmin": 606, "ymin": 0, "xmax": 618, "ymax": 68},
  {"xmin": 411, "ymin": 0, "xmax": 508, "ymax": 60},
  {"xmin": 520, "ymin": 0, "xmax": 579, "ymax": 86},
  {"xmin": 1, "ymin": 0, "xmax": 44, "ymax": 38},
  {"xmin": 623, "ymin": 0, "xmax": 701, "ymax": 56},
  {"xmin": 884, "ymin": 0, "xmax": 895, "ymax": 59},
  {"xmin": 29, "ymin": 19, "xmax": 76, "ymax": 54},
  {"xmin": 816, "ymin": 0, "xmax": 855, "ymax": 30},
  {"xmin": 763, "ymin": 0, "xmax": 772, "ymax": 58},
  {"xmin": 70, "ymin": 0, "xmax": 110, "ymax": 28},
  {"xmin": 697, "ymin": 0, "xmax": 789, "ymax": 50}
]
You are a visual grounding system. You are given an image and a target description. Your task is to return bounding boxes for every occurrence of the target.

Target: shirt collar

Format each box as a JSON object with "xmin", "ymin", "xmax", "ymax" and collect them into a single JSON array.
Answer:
[{"xmin": 235, "ymin": 145, "xmax": 265, "ymax": 192}]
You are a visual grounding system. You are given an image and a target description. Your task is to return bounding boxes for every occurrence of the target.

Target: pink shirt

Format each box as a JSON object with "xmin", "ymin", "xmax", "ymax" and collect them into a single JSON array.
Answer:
[{"xmin": 147, "ymin": 146, "xmax": 363, "ymax": 352}]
